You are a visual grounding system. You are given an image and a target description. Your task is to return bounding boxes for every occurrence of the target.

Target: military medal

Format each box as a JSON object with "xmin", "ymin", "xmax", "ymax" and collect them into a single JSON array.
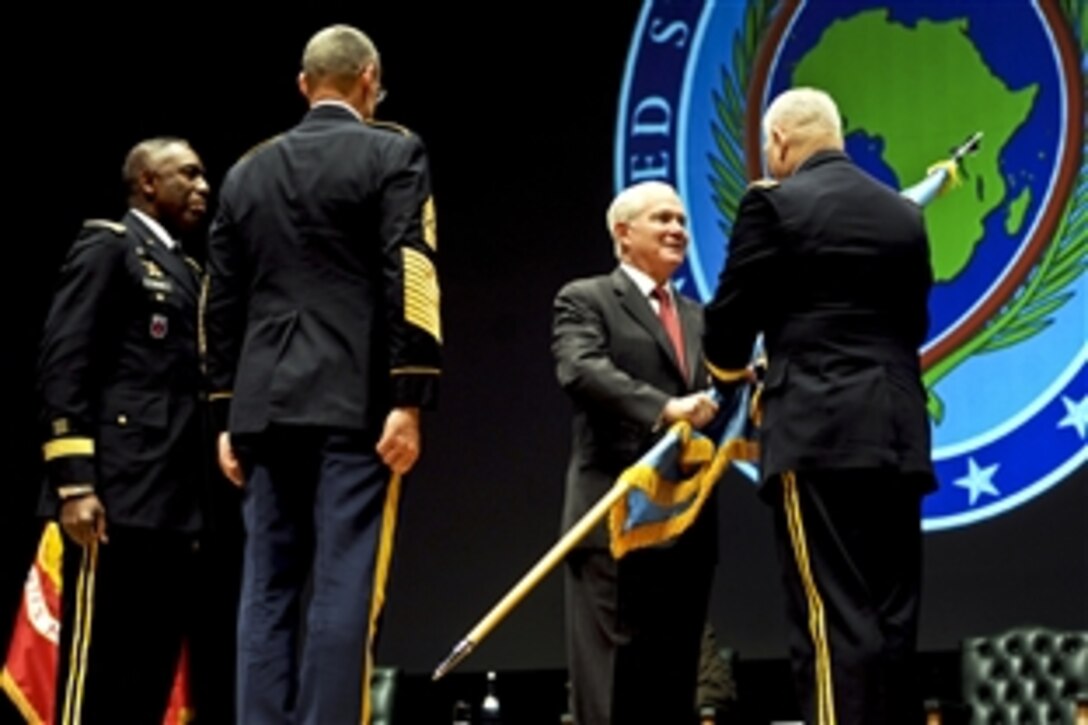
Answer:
[{"xmin": 150, "ymin": 313, "xmax": 169, "ymax": 339}]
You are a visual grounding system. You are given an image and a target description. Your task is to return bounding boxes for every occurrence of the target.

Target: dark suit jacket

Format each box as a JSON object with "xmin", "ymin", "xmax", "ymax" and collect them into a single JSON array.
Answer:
[
  {"xmin": 703, "ymin": 150, "xmax": 935, "ymax": 488},
  {"xmin": 205, "ymin": 104, "xmax": 441, "ymax": 436},
  {"xmin": 38, "ymin": 211, "xmax": 204, "ymax": 532},
  {"xmin": 552, "ymin": 267, "xmax": 714, "ymax": 549}
]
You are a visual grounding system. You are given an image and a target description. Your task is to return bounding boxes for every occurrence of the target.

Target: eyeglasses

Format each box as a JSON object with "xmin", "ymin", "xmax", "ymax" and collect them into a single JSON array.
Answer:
[{"xmin": 376, "ymin": 87, "xmax": 387, "ymax": 106}]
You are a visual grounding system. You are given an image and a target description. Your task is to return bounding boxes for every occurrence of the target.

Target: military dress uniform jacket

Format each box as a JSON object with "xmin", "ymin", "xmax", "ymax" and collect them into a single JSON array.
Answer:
[
  {"xmin": 205, "ymin": 104, "xmax": 441, "ymax": 435},
  {"xmin": 38, "ymin": 211, "xmax": 204, "ymax": 532},
  {"xmin": 703, "ymin": 150, "xmax": 935, "ymax": 488},
  {"xmin": 552, "ymin": 267, "xmax": 712, "ymax": 549}
]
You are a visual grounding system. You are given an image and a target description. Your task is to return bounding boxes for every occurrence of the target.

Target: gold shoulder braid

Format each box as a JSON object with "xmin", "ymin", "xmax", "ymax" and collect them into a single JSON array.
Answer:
[
  {"xmin": 366, "ymin": 119, "xmax": 413, "ymax": 137},
  {"xmin": 239, "ymin": 134, "xmax": 283, "ymax": 162},
  {"xmin": 82, "ymin": 219, "xmax": 127, "ymax": 235}
]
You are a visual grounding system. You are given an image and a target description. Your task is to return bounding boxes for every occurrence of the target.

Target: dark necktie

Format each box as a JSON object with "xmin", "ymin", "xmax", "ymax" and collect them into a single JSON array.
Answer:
[{"xmin": 652, "ymin": 286, "xmax": 687, "ymax": 378}]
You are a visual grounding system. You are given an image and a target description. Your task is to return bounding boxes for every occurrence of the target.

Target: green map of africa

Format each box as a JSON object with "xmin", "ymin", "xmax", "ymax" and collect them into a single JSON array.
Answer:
[{"xmin": 793, "ymin": 9, "xmax": 1038, "ymax": 282}]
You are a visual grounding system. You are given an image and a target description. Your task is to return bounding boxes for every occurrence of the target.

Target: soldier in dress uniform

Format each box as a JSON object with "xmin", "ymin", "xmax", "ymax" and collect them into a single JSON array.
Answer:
[
  {"xmin": 38, "ymin": 137, "xmax": 211, "ymax": 723},
  {"xmin": 703, "ymin": 88, "xmax": 935, "ymax": 725},
  {"xmin": 205, "ymin": 24, "xmax": 441, "ymax": 725}
]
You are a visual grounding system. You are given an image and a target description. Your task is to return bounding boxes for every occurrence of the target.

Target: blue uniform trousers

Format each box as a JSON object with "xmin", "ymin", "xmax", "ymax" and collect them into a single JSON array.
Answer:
[{"xmin": 235, "ymin": 426, "xmax": 398, "ymax": 725}]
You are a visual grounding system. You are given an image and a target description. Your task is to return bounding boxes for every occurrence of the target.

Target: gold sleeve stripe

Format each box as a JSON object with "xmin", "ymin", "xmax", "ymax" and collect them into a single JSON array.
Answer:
[
  {"xmin": 404, "ymin": 291, "xmax": 438, "ymax": 320},
  {"xmin": 43, "ymin": 438, "xmax": 94, "ymax": 461},
  {"xmin": 422, "ymin": 196, "xmax": 437, "ymax": 251},
  {"xmin": 209, "ymin": 391, "xmax": 234, "ymax": 401},
  {"xmin": 391, "ymin": 366, "xmax": 441, "ymax": 375},
  {"xmin": 403, "ymin": 247, "xmax": 442, "ymax": 342},
  {"xmin": 706, "ymin": 359, "xmax": 749, "ymax": 383}
]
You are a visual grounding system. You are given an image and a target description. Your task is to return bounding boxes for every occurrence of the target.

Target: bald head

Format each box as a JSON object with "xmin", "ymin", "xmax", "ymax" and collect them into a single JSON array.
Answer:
[
  {"xmin": 299, "ymin": 25, "xmax": 383, "ymax": 118},
  {"xmin": 302, "ymin": 25, "xmax": 378, "ymax": 92},
  {"xmin": 762, "ymin": 87, "xmax": 845, "ymax": 178}
]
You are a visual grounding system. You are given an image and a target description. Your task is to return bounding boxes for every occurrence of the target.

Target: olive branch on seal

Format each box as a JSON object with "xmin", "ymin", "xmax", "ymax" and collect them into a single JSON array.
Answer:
[
  {"xmin": 708, "ymin": 0, "xmax": 779, "ymax": 235},
  {"xmin": 708, "ymin": 0, "xmax": 1087, "ymax": 425},
  {"xmin": 922, "ymin": 1, "xmax": 1087, "ymax": 422}
]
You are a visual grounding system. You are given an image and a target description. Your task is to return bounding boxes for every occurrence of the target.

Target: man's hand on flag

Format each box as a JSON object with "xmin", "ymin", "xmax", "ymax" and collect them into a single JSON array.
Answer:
[
  {"xmin": 60, "ymin": 494, "xmax": 108, "ymax": 546},
  {"xmin": 662, "ymin": 392, "xmax": 719, "ymax": 429}
]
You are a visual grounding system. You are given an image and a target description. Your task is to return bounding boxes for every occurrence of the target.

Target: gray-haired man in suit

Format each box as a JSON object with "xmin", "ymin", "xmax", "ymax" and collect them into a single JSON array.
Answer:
[{"xmin": 552, "ymin": 181, "xmax": 718, "ymax": 724}]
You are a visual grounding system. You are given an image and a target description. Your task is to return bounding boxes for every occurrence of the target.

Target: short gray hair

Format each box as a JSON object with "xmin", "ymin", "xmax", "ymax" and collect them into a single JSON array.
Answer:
[
  {"xmin": 762, "ymin": 87, "xmax": 843, "ymax": 144},
  {"xmin": 606, "ymin": 181, "xmax": 680, "ymax": 257},
  {"xmin": 302, "ymin": 25, "xmax": 379, "ymax": 89}
]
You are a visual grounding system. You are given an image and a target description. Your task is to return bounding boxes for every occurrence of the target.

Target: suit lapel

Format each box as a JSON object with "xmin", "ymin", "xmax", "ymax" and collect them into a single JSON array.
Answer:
[
  {"xmin": 611, "ymin": 268, "xmax": 687, "ymax": 382},
  {"xmin": 124, "ymin": 211, "xmax": 199, "ymax": 300}
]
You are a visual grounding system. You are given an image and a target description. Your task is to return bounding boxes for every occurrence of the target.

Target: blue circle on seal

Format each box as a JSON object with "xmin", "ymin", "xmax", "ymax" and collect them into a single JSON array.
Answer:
[{"xmin": 616, "ymin": 0, "xmax": 1087, "ymax": 530}]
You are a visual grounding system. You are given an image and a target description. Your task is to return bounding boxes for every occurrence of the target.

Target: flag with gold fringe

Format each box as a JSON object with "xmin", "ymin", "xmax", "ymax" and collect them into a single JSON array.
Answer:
[
  {"xmin": 608, "ymin": 376, "xmax": 760, "ymax": 559},
  {"xmin": 1, "ymin": 523, "xmax": 192, "ymax": 724},
  {"xmin": 608, "ymin": 132, "xmax": 982, "ymax": 560}
]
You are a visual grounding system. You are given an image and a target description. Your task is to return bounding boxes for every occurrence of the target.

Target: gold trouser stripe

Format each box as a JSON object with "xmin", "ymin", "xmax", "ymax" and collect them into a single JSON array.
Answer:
[
  {"xmin": 360, "ymin": 473, "xmax": 402, "ymax": 725},
  {"xmin": 43, "ymin": 438, "xmax": 94, "ymax": 461},
  {"xmin": 782, "ymin": 472, "xmax": 837, "ymax": 725},
  {"xmin": 62, "ymin": 541, "xmax": 98, "ymax": 725}
]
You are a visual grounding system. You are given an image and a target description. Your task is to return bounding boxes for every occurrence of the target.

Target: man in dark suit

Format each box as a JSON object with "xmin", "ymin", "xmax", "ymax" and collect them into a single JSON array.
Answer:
[
  {"xmin": 703, "ymin": 88, "xmax": 935, "ymax": 725},
  {"xmin": 204, "ymin": 24, "xmax": 440, "ymax": 725},
  {"xmin": 553, "ymin": 181, "xmax": 719, "ymax": 725},
  {"xmin": 38, "ymin": 137, "xmax": 210, "ymax": 723}
]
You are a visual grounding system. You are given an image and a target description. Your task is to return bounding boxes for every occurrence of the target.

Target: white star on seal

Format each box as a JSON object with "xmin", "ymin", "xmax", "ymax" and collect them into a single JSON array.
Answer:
[
  {"xmin": 953, "ymin": 457, "xmax": 1001, "ymax": 507},
  {"xmin": 1056, "ymin": 394, "xmax": 1088, "ymax": 440}
]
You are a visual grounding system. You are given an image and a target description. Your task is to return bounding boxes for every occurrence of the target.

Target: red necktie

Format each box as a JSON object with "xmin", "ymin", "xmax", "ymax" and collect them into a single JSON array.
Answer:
[{"xmin": 652, "ymin": 286, "xmax": 687, "ymax": 378}]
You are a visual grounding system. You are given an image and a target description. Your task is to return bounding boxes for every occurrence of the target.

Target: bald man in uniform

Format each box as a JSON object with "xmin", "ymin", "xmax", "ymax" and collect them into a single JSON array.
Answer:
[
  {"xmin": 703, "ymin": 88, "xmax": 935, "ymax": 725},
  {"xmin": 205, "ymin": 24, "xmax": 440, "ymax": 724}
]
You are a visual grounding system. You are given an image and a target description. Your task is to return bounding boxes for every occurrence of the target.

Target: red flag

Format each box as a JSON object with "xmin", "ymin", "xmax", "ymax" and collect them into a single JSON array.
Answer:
[
  {"xmin": 163, "ymin": 644, "xmax": 192, "ymax": 724},
  {"xmin": 1, "ymin": 524, "xmax": 63, "ymax": 724},
  {"xmin": 2, "ymin": 524, "xmax": 192, "ymax": 724}
]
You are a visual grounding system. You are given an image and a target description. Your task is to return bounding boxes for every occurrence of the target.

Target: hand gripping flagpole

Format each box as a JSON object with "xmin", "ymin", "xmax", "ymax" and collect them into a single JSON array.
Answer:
[
  {"xmin": 434, "ymin": 131, "xmax": 978, "ymax": 680},
  {"xmin": 432, "ymin": 384, "xmax": 747, "ymax": 680},
  {"xmin": 431, "ymin": 388, "xmax": 742, "ymax": 681}
]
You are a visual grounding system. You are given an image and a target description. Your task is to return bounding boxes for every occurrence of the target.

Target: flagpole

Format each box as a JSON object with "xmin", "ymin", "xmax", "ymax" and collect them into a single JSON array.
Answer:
[
  {"xmin": 901, "ymin": 131, "xmax": 982, "ymax": 206},
  {"xmin": 432, "ymin": 471, "xmax": 639, "ymax": 680}
]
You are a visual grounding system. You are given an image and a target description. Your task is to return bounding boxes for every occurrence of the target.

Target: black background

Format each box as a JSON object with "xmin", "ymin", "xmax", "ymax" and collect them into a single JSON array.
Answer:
[{"xmin": 2, "ymin": 3, "xmax": 1084, "ymax": 685}]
